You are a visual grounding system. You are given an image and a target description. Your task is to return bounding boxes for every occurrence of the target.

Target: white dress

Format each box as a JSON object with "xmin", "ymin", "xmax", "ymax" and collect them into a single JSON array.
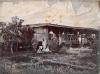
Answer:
[
  {"xmin": 45, "ymin": 47, "xmax": 50, "ymax": 52},
  {"xmin": 37, "ymin": 46, "xmax": 43, "ymax": 53},
  {"xmin": 78, "ymin": 36, "xmax": 81, "ymax": 44},
  {"xmin": 42, "ymin": 40, "xmax": 46, "ymax": 50}
]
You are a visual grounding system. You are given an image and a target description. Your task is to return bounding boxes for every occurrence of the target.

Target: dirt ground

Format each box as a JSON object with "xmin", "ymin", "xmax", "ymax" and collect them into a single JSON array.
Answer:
[{"xmin": 0, "ymin": 48, "xmax": 99, "ymax": 74}]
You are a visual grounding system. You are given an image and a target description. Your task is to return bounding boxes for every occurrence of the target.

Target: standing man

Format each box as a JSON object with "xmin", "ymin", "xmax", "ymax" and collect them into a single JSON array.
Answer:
[{"xmin": 42, "ymin": 39, "xmax": 46, "ymax": 52}]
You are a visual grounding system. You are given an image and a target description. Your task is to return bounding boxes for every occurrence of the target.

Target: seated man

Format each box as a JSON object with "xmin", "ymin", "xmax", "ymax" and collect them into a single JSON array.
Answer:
[{"xmin": 37, "ymin": 41, "xmax": 43, "ymax": 53}]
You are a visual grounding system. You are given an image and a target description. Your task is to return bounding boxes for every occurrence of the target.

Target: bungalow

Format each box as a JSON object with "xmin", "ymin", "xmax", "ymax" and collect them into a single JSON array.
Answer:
[{"xmin": 27, "ymin": 23, "xmax": 99, "ymax": 52}]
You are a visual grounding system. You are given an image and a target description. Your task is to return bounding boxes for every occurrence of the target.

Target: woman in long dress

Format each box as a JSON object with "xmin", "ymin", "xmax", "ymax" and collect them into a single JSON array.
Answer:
[
  {"xmin": 42, "ymin": 39, "xmax": 50, "ymax": 52},
  {"xmin": 43, "ymin": 44, "xmax": 50, "ymax": 52},
  {"xmin": 78, "ymin": 35, "xmax": 82, "ymax": 48}
]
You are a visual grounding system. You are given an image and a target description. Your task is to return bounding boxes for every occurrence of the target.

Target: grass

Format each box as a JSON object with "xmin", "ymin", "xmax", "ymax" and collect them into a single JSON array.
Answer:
[{"xmin": 0, "ymin": 51, "xmax": 98, "ymax": 74}]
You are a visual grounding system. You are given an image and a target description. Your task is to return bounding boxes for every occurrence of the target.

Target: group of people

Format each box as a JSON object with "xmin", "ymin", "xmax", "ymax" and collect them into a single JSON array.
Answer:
[
  {"xmin": 78, "ymin": 33, "xmax": 96, "ymax": 48},
  {"xmin": 36, "ymin": 39, "xmax": 50, "ymax": 53},
  {"xmin": 49, "ymin": 31, "xmax": 97, "ymax": 49}
]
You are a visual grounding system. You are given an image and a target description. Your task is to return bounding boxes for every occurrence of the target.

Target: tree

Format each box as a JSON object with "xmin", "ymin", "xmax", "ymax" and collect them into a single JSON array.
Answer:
[
  {"xmin": 0, "ymin": 22, "xmax": 6, "ymax": 56},
  {"xmin": 4, "ymin": 16, "xmax": 24, "ymax": 55}
]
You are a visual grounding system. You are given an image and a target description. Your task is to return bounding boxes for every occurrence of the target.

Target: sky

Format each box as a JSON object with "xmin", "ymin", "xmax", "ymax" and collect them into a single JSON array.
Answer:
[{"xmin": 0, "ymin": 0, "xmax": 100, "ymax": 29}]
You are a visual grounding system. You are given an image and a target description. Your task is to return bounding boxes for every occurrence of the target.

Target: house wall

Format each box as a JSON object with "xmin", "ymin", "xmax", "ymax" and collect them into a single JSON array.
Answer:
[{"xmin": 33, "ymin": 27, "xmax": 48, "ymax": 42}]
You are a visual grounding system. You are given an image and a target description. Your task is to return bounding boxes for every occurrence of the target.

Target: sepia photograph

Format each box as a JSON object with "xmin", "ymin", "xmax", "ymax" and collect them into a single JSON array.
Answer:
[{"xmin": 0, "ymin": 0, "xmax": 100, "ymax": 74}]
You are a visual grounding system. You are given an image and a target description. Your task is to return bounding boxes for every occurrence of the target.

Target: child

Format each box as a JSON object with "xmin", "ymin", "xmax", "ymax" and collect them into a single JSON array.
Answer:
[{"xmin": 37, "ymin": 41, "xmax": 43, "ymax": 53}]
